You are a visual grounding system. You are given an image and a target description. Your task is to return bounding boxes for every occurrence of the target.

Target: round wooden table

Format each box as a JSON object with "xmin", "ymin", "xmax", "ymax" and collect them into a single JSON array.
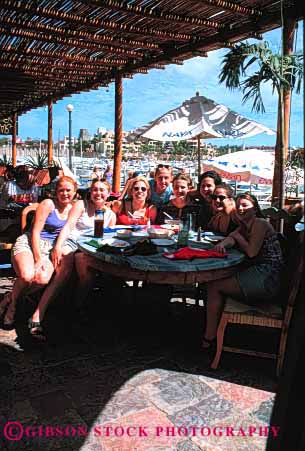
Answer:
[{"xmin": 78, "ymin": 235, "xmax": 245, "ymax": 285}]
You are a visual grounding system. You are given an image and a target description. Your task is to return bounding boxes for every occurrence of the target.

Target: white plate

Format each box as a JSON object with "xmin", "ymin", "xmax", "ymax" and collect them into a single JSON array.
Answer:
[
  {"xmin": 203, "ymin": 235, "xmax": 226, "ymax": 242},
  {"xmin": 151, "ymin": 238, "xmax": 175, "ymax": 246},
  {"xmin": 160, "ymin": 224, "xmax": 179, "ymax": 230},
  {"xmin": 188, "ymin": 238, "xmax": 210, "ymax": 246},
  {"xmin": 99, "ymin": 238, "xmax": 130, "ymax": 248},
  {"xmin": 131, "ymin": 231, "xmax": 148, "ymax": 237}
]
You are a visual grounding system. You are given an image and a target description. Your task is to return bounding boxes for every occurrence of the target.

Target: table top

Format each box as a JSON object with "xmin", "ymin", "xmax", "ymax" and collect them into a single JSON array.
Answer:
[{"xmin": 77, "ymin": 230, "xmax": 245, "ymax": 285}]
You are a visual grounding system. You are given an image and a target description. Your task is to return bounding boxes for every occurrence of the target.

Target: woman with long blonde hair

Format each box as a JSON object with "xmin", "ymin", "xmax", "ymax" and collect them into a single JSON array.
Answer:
[{"xmin": 113, "ymin": 175, "xmax": 157, "ymax": 225}]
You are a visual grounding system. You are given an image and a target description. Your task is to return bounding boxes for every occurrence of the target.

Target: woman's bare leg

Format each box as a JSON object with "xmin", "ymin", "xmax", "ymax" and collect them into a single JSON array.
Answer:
[
  {"xmin": 30, "ymin": 246, "xmax": 74, "ymax": 324},
  {"xmin": 2, "ymin": 251, "xmax": 36, "ymax": 325},
  {"xmin": 74, "ymin": 253, "xmax": 97, "ymax": 310},
  {"xmin": 204, "ymin": 276, "xmax": 242, "ymax": 343}
]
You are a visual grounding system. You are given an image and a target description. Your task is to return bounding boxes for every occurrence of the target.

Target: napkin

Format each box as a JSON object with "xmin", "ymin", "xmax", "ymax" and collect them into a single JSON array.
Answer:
[
  {"xmin": 164, "ymin": 247, "xmax": 227, "ymax": 260},
  {"xmin": 84, "ymin": 240, "xmax": 125, "ymax": 254},
  {"xmin": 103, "ymin": 225, "xmax": 141, "ymax": 233},
  {"xmin": 85, "ymin": 239, "xmax": 102, "ymax": 249}
]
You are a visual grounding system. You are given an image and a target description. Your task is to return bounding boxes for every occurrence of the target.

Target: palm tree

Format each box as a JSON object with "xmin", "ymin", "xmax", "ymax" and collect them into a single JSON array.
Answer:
[{"xmin": 219, "ymin": 41, "xmax": 303, "ymax": 207}]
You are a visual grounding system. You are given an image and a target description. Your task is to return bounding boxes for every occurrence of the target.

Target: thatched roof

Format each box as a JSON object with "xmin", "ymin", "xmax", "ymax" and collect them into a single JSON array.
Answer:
[{"xmin": 0, "ymin": 0, "xmax": 302, "ymax": 119}]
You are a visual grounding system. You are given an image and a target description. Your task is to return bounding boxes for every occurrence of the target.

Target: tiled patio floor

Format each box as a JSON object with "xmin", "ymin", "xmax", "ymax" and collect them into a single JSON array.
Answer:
[{"xmin": 0, "ymin": 276, "xmax": 279, "ymax": 451}]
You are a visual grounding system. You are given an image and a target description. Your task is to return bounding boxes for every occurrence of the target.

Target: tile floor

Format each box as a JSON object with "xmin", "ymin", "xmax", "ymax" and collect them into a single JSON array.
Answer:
[{"xmin": 0, "ymin": 276, "xmax": 279, "ymax": 451}]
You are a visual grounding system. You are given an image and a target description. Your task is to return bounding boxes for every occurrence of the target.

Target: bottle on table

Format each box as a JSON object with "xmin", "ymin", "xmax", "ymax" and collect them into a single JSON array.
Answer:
[
  {"xmin": 94, "ymin": 209, "xmax": 104, "ymax": 238},
  {"xmin": 177, "ymin": 215, "xmax": 190, "ymax": 247}
]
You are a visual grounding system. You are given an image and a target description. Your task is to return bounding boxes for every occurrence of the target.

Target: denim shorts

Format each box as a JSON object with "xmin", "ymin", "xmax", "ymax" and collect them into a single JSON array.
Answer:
[{"xmin": 236, "ymin": 264, "xmax": 280, "ymax": 304}]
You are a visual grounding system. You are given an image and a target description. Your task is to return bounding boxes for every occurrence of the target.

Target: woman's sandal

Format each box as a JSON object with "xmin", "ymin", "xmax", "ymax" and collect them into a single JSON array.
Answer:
[
  {"xmin": 28, "ymin": 320, "xmax": 46, "ymax": 341},
  {"xmin": 202, "ymin": 336, "xmax": 217, "ymax": 349}
]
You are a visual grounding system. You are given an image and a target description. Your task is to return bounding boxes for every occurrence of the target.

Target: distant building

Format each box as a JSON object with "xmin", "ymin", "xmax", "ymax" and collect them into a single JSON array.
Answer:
[
  {"xmin": 79, "ymin": 128, "xmax": 91, "ymax": 141},
  {"xmin": 97, "ymin": 127, "xmax": 107, "ymax": 136}
]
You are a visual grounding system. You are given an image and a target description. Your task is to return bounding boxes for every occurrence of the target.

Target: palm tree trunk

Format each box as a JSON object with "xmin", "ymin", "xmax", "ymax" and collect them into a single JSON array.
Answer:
[{"xmin": 272, "ymin": 15, "xmax": 297, "ymax": 207}]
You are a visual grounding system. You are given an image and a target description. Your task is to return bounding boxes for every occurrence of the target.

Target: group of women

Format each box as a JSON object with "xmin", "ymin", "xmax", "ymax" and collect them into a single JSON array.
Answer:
[{"xmin": 0, "ymin": 164, "xmax": 284, "ymax": 347}]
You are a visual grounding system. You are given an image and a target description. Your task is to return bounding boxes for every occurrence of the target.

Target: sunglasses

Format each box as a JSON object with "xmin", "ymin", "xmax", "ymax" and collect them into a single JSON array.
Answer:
[
  {"xmin": 210, "ymin": 194, "xmax": 227, "ymax": 201},
  {"xmin": 133, "ymin": 186, "xmax": 147, "ymax": 192},
  {"xmin": 157, "ymin": 164, "xmax": 170, "ymax": 169}
]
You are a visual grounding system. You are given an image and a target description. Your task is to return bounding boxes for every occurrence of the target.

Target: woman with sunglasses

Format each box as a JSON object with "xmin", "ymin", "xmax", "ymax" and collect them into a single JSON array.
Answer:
[
  {"xmin": 156, "ymin": 173, "xmax": 199, "ymax": 224},
  {"xmin": 202, "ymin": 193, "xmax": 284, "ymax": 349},
  {"xmin": 148, "ymin": 164, "xmax": 173, "ymax": 209},
  {"xmin": 206, "ymin": 183, "xmax": 237, "ymax": 234},
  {"xmin": 113, "ymin": 176, "xmax": 157, "ymax": 225}
]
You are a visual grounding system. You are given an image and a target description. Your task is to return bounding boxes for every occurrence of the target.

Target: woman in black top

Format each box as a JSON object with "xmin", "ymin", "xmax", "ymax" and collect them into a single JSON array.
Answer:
[
  {"xmin": 187, "ymin": 170, "xmax": 222, "ymax": 228},
  {"xmin": 156, "ymin": 173, "xmax": 199, "ymax": 224}
]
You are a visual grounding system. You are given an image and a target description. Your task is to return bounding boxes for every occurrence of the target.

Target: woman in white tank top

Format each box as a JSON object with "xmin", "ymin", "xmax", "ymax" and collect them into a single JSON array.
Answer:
[{"xmin": 52, "ymin": 178, "xmax": 116, "ymax": 264}]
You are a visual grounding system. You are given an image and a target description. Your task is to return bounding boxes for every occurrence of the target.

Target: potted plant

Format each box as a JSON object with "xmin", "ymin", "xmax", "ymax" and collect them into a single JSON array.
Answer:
[{"xmin": 24, "ymin": 152, "xmax": 60, "ymax": 182}]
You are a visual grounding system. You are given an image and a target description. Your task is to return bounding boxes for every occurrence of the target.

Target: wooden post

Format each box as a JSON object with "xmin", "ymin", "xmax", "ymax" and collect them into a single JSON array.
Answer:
[
  {"xmin": 47, "ymin": 100, "xmax": 53, "ymax": 165},
  {"xmin": 113, "ymin": 73, "xmax": 123, "ymax": 193},
  {"xmin": 272, "ymin": 14, "xmax": 296, "ymax": 208},
  {"xmin": 197, "ymin": 135, "xmax": 201, "ymax": 183},
  {"xmin": 12, "ymin": 112, "xmax": 17, "ymax": 167}
]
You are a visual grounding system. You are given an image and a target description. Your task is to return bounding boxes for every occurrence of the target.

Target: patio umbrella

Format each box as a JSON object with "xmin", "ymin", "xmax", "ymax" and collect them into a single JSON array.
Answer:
[
  {"xmin": 127, "ymin": 93, "xmax": 275, "ymax": 177},
  {"xmin": 201, "ymin": 148, "xmax": 274, "ymax": 185}
]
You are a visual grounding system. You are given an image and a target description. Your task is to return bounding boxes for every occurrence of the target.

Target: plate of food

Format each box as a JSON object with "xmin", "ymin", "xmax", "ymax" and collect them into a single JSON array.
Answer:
[
  {"xmin": 116, "ymin": 229, "xmax": 132, "ymax": 239},
  {"xmin": 131, "ymin": 231, "xmax": 148, "ymax": 238},
  {"xmin": 160, "ymin": 224, "xmax": 179, "ymax": 232},
  {"xmin": 99, "ymin": 238, "xmax": 130, "ymax": 248},
  {"xmin": 151, "ymin": 238, "xmax": 175, "ymax": 246}
]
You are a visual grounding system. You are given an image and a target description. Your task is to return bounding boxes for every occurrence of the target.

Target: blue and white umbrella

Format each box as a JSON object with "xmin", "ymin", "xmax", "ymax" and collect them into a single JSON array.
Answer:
[
  {"xmin": 127, "ymin": 94, "xmax": 275, "ymax": 142},
  {"xmin": 202, "ymin": 148, "xmax": 274, "ymax": 184}
]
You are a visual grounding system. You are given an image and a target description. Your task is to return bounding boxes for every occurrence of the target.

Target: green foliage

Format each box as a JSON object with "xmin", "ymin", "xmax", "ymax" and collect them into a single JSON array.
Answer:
[
  {"xmin": 219, "ymin": 41, "xmax": 303, "ymax": 113},
  {"xmin": 172, "ymin": 141, "xmax": 192, "ymax": 155},
  {"xmin": 0, "ymin": 154, "xmax": 12, "ymax": 166},
  {"xmin": 25, "ymin": 151, "xmax": 49, "ymax": 169},
  {"xmin": 289, "ymin": 148, "xmax": 304, "ymax": 169}
]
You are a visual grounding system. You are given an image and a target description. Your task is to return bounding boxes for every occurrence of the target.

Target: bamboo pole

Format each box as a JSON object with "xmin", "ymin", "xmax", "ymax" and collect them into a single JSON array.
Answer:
[
  {"xmin": 113, "ymin": 73, "xmax": 123, "ymax": 193},
  {"xmin": 47, "ymin": 99, "xmax": 53, "ymax": 165}
]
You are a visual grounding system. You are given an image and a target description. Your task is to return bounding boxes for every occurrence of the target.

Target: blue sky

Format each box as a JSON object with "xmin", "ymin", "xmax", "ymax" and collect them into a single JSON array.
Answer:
[{"xmin": 18, "ymin": 21, "xmax": 303, "ymax": 148}]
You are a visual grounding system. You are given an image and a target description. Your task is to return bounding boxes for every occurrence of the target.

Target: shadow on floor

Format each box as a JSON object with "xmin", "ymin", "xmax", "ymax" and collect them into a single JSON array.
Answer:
[{"xmin": 0, "ymin": 279, "xmax": 278, "ymax": 451}]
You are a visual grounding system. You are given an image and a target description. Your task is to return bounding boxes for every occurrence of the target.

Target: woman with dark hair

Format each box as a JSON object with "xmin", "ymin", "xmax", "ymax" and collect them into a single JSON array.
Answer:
[
  {"xmin": 156, "ymin": 173, "xmax": 199, "ymax": 224},
  {"xmin": 188, "ymin": 170, "xmax": 222, "ymax": 228},
  {"xmin": 206, "ymin": 183, "xmax": 237, "ymax": 234},
  {"xmin": 202, "ymin": 192, "xmax": 284, "ymax": 348}
]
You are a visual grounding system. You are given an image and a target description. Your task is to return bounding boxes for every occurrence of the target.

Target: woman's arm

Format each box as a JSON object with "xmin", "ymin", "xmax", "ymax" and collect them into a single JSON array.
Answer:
[
  {"xmin": 223, "ymin": 197, "xmax": 236, "ymax": 215},
  {"xmin": 229, "ymin": 219, "xmax": 268, "ymax": 258},
  {"xmin": 148, "ymin": 205, "xmax": 157, "ymax": 224},
  {"xmin": 31, "ymin": 199, "xmax": 54, "ymax": 264},
  {"xmin": 52, "ymin": 200, "xmax": 84, "ymax": 268},
  {"xmin": 107, "ymin": 209, "xmax": 117, "ymax": 227},
  {"xmin": 111, "ymin": 200, "xmax": 122, "ymax": 215},
  {"xmin": 118, "ymin": 178, "xmax": 133, "ymax": 201},
  {"xmin": 213, "ymin": 236, "xmax": 236, "ymax": 254}
]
